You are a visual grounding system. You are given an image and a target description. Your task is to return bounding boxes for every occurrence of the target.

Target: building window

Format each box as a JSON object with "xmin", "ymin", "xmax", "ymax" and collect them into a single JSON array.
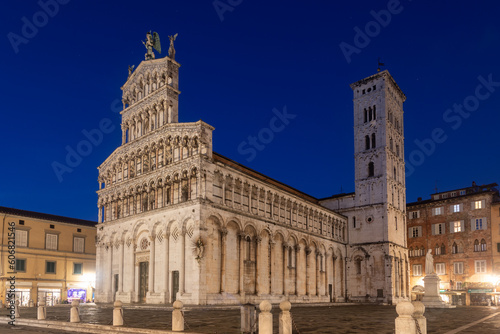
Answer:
[
  {"xmin": 433, "ymin": 207, "xmax": 443, "ymax": 215},
  {"xmin": 472, "ymin": 218, "xmax": 487, "ymax": 231},
  {"xmin": 441, "ymin": 243, "xmax": 446, "ymax": 255},
  {"xmin": 73, "ymin": 237, "xmax": 85, "ymax": 253},
  {"xmin": 473, "ymin": 200, "xmax": 484, "ymax": 209},
  {"xmin": 435, "ymin": 244, "xmax": 441, "ymax": 255},
  {"xmin": 15, "ymin": 229, "xmax": 28, "ymax": 247},
  {"xmin": 419, "ymin": 246, "xmax": 425, "ymax": 256},
  {"xmin": 413, "ymin": 264, "xmax": 422, "ymax": 276},
  {"xmin": 452, "ymin": 242, "xmax": 463, "ymax": 254},
  {"xmin": 454, "ymin": 262, "xmax": 464, "ymax": 274},
  {"xmin": 371, "ymin": 133, "xmax": 376, "ymax": 148},
  {"xmin": 432, "ymin": 223, "xmax": 445, "ymax": 235},
  {"xmin": 45, "ymin": 233, "xmax": 58, "ymax": 250},
  {"xmin": 353, "ymin": 216, "xmax": 357, "ymax": 228},
  {"xmin": 452, "ymin": 204, "xmax": 462, "ymax": 213},
  {"xmin": 451, "ymin": 192, "xmax": 457, "ymax": 197},
  {"xmin": 436, "ymin": 263, "xmax": 446, "ymax": 275},
  {"xmin": 475, "ymin": 260, "xmax": 486, "ymax": 273},
  {"xmin": 459, "ymin": 190, "xmax": 466, "ymax": 195},
  {"xmin": 409, "ymin": 247, "xmax": 413, "ymax": 257},
  {"xmin": 73, "ymin": 263, "xmax": 83, "ymax": 275},
  {"xmin": 46, "ymin": 261, "xmax": 56, "ymax": 274},
  {"xmin": 368, "ymin": 162, "xmax": 374, "ymax": 177},
  {"xmin": 15, "ymin": 259, "xmax": 26, "ymax": 272},
  {"xmin": 410, "ymin": 211, "xmax": 420, "ymax": 219},
  {"xmin": 456, "ymin": 281, "xmax": 463, "ymax": 290},
  {"xmin": 480, "ymin": 239, "xmax": 487, "ymax": 251},
  {"xmin": 365, "ymin": 135, "xmax": 370, "ymax": 150},
  {"xmin": 451, "ymin": 220, "xmax": 464, "ymax": 233},
  {"xmin": 409, "ymin": 226, "xmax": 422, "ymax": 238},
  {"xmin": 355, "ymin": 258, "xmax": 362, "ymax": 275}
]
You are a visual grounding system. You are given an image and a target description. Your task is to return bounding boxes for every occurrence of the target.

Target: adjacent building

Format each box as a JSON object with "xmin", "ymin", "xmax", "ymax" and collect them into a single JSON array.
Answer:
[
  {"xmin": 95, "ymin": 37, "xmax": 409, "ymax": 305},
  {"xmin": 0, "ymin": 206, "xmax": 96, "ymax": 306},
  {"xmin": 407, "ymin": 183, "xmax": 500, "ymax": 305}
]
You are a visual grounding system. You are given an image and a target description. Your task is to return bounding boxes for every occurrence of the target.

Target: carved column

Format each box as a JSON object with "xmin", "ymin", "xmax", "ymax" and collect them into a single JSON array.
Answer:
[
  {"xmin": 316, "ymin": 251, "xmax": 320, "ymax": 297},
  {"xmin": 239, "ymin": 233, "xmax": 245, "ymax": 296},
  {"xmin": 305, "ymin": 247, "xmax": 311, "ymax": 296},
  {"xmin": 283, "ymin": 243, "xmax": 288, "ymax": 296},
  {"xmin": 107, "ymin": 242, "xmax": 113, "ymax": 301},
  {"xmin": 180, "ymin": 229, "xmax": 186, "ymax": 294},
  {"xmin": 98, "ymin": 204, "xmax": 102, "ymax": 223},
  {"xmin": 255, "ymin": 237, "xmax": 261, "ymax": 296},
  {"xmin": 220, "ymin": 229, "xmax": 227, "ymax": 293},
  {"xmin": 148, "ymin": 234, "xmax": 156, "ymax": 294},
  {"xmin": 121, "ymin": 124, "xmax": 126, "ymax": 144},
  {"xmin": 295, "ymin": 245, "xmax": 300, "ymax": 295},
  {"xmin": 119, "ymin": 240, "xmax": 124, "ymax": 293},
  {"xmin": 164, "ymin": 232, "xmax": 170, "ymax": 303},
  {"xmin": 269, "ymin": 240, "xmax": 275, "ymax": 295}
]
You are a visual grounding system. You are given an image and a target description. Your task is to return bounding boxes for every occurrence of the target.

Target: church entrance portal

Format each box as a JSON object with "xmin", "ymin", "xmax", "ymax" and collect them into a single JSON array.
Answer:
[{"xmin": 139, "ymin": 262, "xmax": 149, "ymax": 303}]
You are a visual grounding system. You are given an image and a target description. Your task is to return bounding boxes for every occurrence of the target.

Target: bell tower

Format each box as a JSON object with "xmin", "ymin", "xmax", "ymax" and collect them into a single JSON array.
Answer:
[{"xmin": 350, "ymin": 70, "xmax": 406, "ymax": 246}]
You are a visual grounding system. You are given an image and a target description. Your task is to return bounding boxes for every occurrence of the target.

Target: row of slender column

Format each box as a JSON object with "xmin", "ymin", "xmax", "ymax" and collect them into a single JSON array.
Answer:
[{"xmin": 218, "ymin": 233, "xmax": 342, "ymax": 298}]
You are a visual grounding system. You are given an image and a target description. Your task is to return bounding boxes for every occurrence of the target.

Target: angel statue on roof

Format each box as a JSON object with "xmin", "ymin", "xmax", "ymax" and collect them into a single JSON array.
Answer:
[
  {"xmin": 168, "ymin": 33, "xmax": 178, "ymax": 60},
  {"xmin": 143, "ymin": 31, "xmax": 161, "ymax": 60}
]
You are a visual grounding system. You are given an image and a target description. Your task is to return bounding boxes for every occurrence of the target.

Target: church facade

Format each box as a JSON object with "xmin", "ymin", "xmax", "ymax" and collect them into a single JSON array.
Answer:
[{"xmin": 94, "ymin": 41, "xmax": 409, "ymax": 305}]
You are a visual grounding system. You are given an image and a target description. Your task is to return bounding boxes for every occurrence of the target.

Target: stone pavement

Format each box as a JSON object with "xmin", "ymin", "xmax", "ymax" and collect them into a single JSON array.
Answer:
[{"xmin": 0, "ymin": 304, "xmax": 499, "ymax": 333}]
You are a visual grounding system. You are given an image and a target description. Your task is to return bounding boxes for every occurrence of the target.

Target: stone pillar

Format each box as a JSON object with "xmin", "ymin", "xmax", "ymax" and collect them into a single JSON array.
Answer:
[
  {"xmin": 283, "ymin": 244, "xmax": 288, "ymax": 296},
  {"xmin": 305, "ymin": 247, "xmax": 310, "ymax": 296},
  {"xmin": 269, "ymin": 241, "xmax": 275, "ymax": 295},
  {"xmin": 148, "ymin": 234, "xmax": 156, "ymax": 294},
  {"xmin": 119, "ymin": 240, "xmax": 124, "ymax": 293},
  {"xmin": 180, "ymin": 230, "xmax": 186, "ymax": 294},
  {"xmin": 240, "ymin": 303, "xmax": 257, "ymax": 334},
  {"xmin": 172, "ymin": 301, "xmax": 184, "ymax": 332},
  {"xmin": 279, "ymin": 301, "xmax": 292, "ymax": 334},
  {"xmin": 395, "ymin": 301, "xmax": 416, "ymax": 334},
  {"xmin": 14, "ymin": 300, "xmax": 20, "ymax": 318},
  {"xmin": 98, "ymin": 205, "xmax": 102, "ymax": 223},
  {"xmin": 316, "ymin": 252, "xmax": 320, "ymax": 296},
  {"xmin": 412, "ymin": 301, "xmax": 427, "ymax": 334},
  {"xmin": 113, "ymin": 301, "xmax": 124, "ymax": 326},
  {"xmin": 220, "ymin": 229, "xmax": 227, "ymax": 293},
  {"xmin": 70, "ymin": 300, "xmax": 80, "ymax": 323},
  {"xmin": 37, "ymin": 301, "xmax": 46, "ymax": 320},
  {"xmin": 164, "ymin": 232, "xmax": 170, "ymax": 303},
  {"xmin": 255, "ymin": 237, "xmax": 261, "ymax": 296},
  {"xmin": 108, "ymin": 242, "xmax": 114, "ymax": 301},
  {"xmin": 239, "ymin": 234, "xmax": 245, "ymax": 296},
  {"xmin": 295, "ymin": 246, "xmax": 300, "ymax": 295},
  {"xmin": 258, "ymin": 300, "xmax": 272, "ymax": 334}
]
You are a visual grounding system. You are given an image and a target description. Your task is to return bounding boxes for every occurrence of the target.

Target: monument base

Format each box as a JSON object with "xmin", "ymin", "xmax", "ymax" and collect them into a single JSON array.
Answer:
[{"xmin": 422, "ymin": 273, "xmax": 455, "ymax": 308}]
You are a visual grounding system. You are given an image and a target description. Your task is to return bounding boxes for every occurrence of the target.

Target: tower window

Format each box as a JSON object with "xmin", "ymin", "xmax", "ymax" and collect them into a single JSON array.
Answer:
[
  {"xmin": 368, "ymin": 107, "xmax": 373, "ymax": 121},
  {"xmin": 373, "ymin": 105, "xmax": 376, "ymax": 119},
  {"xmin": 371, "ymin": 133, "xmax": 376, "ymax": 148},
  {"xmin": 368, "ymin": 162, "xmax": 374, "ymax": 177},
  {"xmin": 365, "ymin": 136, "xmax": 370, "ymax": 150},
  {"xmin": 364, "ymin": 109, "xmax": 368, "ymax": 123}
]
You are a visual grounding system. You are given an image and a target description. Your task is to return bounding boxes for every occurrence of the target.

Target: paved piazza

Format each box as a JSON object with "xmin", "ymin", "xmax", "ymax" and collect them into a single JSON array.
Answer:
[{"xmin": 1, "ymin": 304, "xmax": 499, "ymax": 333}]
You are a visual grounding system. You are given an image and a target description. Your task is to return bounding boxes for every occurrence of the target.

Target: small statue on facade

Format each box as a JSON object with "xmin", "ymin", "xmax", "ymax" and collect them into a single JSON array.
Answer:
[
  {"xmin": 128, "ymin": 65, "xmax": 135, "ymax": 78},
  {"xmin": 168, "ymin": 33, "xmax": 178, "ymax": 60},
  {"xmin": 425, "ymin": 249, "xmax": 434, "ymax": 275},
  {"xmin": 143, "ymin": 31, "xmax": 161, "ymax": 60}
]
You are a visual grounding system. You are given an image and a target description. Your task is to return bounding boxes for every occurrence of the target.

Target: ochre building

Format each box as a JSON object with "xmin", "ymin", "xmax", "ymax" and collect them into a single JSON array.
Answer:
[{"xmin": 0, "ymin": 206, "xmax": 96, "ymax": 306}]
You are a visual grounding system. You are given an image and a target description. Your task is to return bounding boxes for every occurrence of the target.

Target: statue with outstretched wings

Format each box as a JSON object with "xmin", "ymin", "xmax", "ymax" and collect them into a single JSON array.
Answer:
[
  {"xmin": 143, "ymin": 31, "xmax": 161, "ymax": 60},
  {"xmin": 168, "ymin": 33, "xmax": 178, "ymax": 60}
]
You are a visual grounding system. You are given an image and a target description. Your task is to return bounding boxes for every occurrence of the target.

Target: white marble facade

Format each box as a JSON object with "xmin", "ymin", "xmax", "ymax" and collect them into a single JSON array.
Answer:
[{"xmin": 95, "ymin": 54, "xmax": 408, "ymax": 305}]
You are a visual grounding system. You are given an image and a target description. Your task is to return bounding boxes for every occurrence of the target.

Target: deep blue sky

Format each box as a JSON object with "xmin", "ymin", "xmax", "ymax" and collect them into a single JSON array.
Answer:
[{"xmin": 1, "ymin": 0, "xmax": 499, "ymax": 221}]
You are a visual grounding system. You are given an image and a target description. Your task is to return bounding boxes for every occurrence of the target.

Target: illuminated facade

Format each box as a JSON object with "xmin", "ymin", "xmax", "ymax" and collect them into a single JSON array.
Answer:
[
  {"xmin": 0, "ymin": 207, "xmax": 96, "ymax": 306},
  {"xmin": 407, "ymin": 183, "xmax": 500, "ymax": 305}
]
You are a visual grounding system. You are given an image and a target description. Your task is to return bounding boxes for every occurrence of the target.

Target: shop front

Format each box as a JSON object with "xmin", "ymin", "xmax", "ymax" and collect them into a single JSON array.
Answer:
[
  {"xmin": 5, "ymin": 281, "xmax": 32, "ymax": 307},
  {"xmin": 37, "ymin": 283, "xmax": 62, "ymax": 306}
]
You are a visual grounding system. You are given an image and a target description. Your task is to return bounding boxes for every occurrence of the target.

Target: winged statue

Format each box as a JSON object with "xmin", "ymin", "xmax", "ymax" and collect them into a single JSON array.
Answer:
[
  {"xmin": 143, "ymin": 31, "xmax": 161, "ymax": 60},
  {"xmin": 168, "ymin": 33, "xmax": 178, "ymax": 60}
]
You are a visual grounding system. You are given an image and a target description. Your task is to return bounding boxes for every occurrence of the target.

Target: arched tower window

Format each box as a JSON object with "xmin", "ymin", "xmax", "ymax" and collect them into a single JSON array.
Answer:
[
  {"xmin": 371, "ymin": 133, "xmax": 376, "ymax": 148},
  {"xmin": 474, "ymin": 239, "xmax": 480, "ymax": 252},
  {"xmin": 364, "ymin": 108, "xmax": 368, "ymax": 123},
  {"xmin": 373, "ymin": 105, "xmax": 376, "ymax": 119},
  {"xmin": 368, "ymin": 107, "xmax": 373, "ymax": 121},
  {"xmin": 355, "ymin": 257, "xmax": 362, "ymax": 274},
  {"xmin": 368, "ymin": 162, "xmax": 374, "ymax": 177},
  {"xmin": 365, "ymin": 135, "xmax": 370, "ymax": 150},
  {"xmin": 435, "ymin": 244, "xmax": 441, "ymax": 255}
]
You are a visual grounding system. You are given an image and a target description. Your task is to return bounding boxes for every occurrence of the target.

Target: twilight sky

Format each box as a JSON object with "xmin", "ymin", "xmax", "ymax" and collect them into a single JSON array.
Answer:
[{"xmin": 1, "ymin": 0, "xmax": 499, "ymax": 221}]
